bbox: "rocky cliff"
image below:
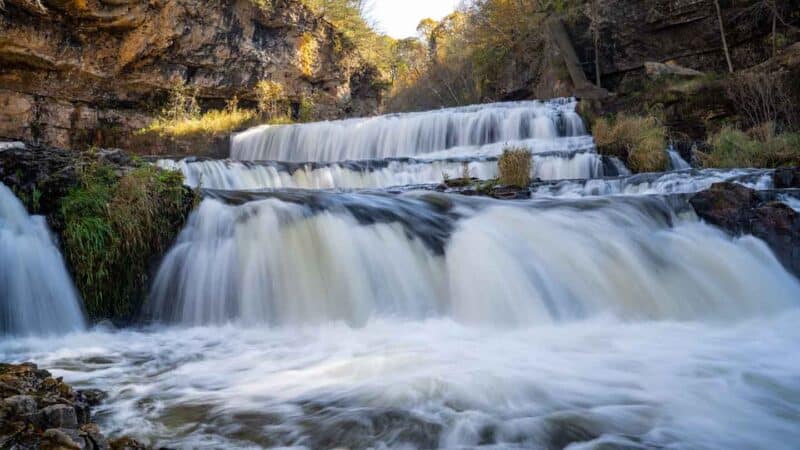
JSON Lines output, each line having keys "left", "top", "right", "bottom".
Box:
{"left": 583, "top": 0, "right": 790, "bottom": 89}
{"left": 530, "top": 0, "right": 798, "bottom": 99}
{"left": 0, "top": 0, "right": 382, "bottom": 154}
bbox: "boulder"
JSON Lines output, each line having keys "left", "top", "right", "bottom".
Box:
{"left": 38, "top": 404, "right": 79, "bottom": 429}
{"left": 773, "top": 167, "right": 800, "bottom": 189}
{"left": 644, "top": 62, "right": 704, "bottom": 79}
{"left": 690, "top": 183, "right": 800, "bottom": 277}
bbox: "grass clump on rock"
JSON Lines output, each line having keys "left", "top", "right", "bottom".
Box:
{"left": 60, "top": 162, "right": 193, "bottom": 321}
{"left": 700, "top": 125, "right": 800, "bottom": 168}
{"left": 498, "top": 147, "right": 532, "bottom": 187}
{"left": 593, "top": 115, "right": 668, "bottom": 173}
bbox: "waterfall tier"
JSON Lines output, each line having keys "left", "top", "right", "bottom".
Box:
{"left": 0, "top": 182, "right": 85, "bottom": 336}
{"left": 147, "top": 192, "right": 799, "bottom": 327}
{"left": 232, "top": 99, "right": 587, "bottom": 162}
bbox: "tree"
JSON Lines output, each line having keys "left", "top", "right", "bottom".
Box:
{"left": 713, "top": 0, "right": 734, "bottom": 73}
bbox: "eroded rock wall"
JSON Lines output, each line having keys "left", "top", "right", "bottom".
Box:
{"left": 574, "top": 0, "right": 796, "bottom": 90}
{"left": 0, "top": 0, "right": 382, "bottom": 154}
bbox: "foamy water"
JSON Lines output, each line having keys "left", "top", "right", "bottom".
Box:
{"left": 3, "top": 313, "right": 799, "bottom": 449}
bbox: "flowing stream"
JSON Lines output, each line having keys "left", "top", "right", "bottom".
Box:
{"left": 3, "top": 99, "right": 800, "bottom": 449}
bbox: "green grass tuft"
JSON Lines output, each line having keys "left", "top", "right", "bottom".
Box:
{"left": 700, "top": 126, "right": 800, "bottom": 169}
{"left": 60, "top": 162, "right": 193, "bottom": 321}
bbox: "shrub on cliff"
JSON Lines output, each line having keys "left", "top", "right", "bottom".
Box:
{"left": 60, "top": 162, "right": 194, "bottom": 322}
{"left": 498, "top": 148, "right": 532, "bottom": 187}
{"left": 593, "top": 115, "right": 668, "bottom": 173}
{"left": 700, "top": 126, "right": 800, "bottom": 168}
{"left": 143, "top": 93, "right": 257, "bottom": 138}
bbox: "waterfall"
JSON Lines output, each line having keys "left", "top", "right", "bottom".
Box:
{"left": 147, "top": 192, "right": 798, "bottom": 327}
{"left": 6, "top": 96, "right": 800, "bottom": 450}
{"left": 668, "top": 148, "right": 692, "bottom": 170}
{"left": 0, "top": 183, "right": 85, "bottom": 336}
{"left": 159, "top": 151, "right": 605, "bottom": 190}
{"left": 231, "top": 99, "right": 587, "bottom": 162}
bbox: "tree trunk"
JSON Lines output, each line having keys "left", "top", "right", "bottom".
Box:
{"left": 593, "top": 0, "right": 602, "bottom": 87}
{"left": 772, "top": 11, "right": 777, "bottom": 57}
{"left": 714, "top": 0, "right": 734, "bottom": 73}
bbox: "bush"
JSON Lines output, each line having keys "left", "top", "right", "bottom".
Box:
{"left": 256, "top": 80, "right": 288, "bottom": 119}
{"left": 60, "top": 163, "right": 193, "bottom": 321}
{"left": 725, "top": 72, "right": 795, "bottom": 132}
{"left": 297, "top": 33, "right": 319, "bottom": 78}
{"left": 498, "top": 148, "right": 532, "bottom": 187}
{"left": 593, "top": 115, "right": 668, "bottom": 173}
{"left": 142, "top": 85, "right": 257, "bottom": 138}
{"left": 701, "top": 126, "right": 800, "bottom": 168}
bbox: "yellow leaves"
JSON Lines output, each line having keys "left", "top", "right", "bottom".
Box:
{"left": 297, "top": 33, "right": 319, "bottom": 78}
{"left": 255, "top": 80, "right": 288, "bottom": 118}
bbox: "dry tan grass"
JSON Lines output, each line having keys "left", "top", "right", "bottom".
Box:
{"left": 593, "top": 115, "right": 668, "bottom": 173}
{"left": 498, "top": 147, "right": 532, "bottom": 187}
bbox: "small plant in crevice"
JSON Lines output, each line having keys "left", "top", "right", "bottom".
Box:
{"left": 498, "top": 147, "right": 532, "bottom": 188}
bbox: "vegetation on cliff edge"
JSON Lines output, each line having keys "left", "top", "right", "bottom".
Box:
{"left": 60, "top": 161, "right": 194, "bottom": 321}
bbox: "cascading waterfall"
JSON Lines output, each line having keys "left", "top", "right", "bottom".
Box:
{"left": 147, "top": 192, "right": 799, "bottom": 327}
{"left": 5, "top": 97, "right": 800, "bottom": 450}
{"left": 668, "top": 147, "right": 692, "bottom": 170}
{"left": 158, "top": 151, "right": 604, "bottom": 190}
{"left": 231, "top": 99, "right": 587, "bottom": 162}
{"left": 0, "top": 182, "right": 85, "bottom": 336}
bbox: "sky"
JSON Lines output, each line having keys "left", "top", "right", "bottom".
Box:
{"left": 368, "top": 0, "right": 459, "bottom": 39}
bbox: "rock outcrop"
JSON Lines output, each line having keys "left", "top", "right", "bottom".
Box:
{"left": 0, "top": 0, "right": 382, "bottom": 154}
{"left": 0, "top": 362, "right": 143, "bottom": 450}
{"left": 690, "top": 181, "right": 800, "bottom": 278}
{"left": 573, "top": 0, "right": 795, "bottom": 91}
{"left": 0, "top": 142, "right": 195, "bottom": 323}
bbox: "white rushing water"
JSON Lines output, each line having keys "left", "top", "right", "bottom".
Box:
{"left": 0, "top": 182, "right": 85, "bottom": 336}
{"left": 667, "top": 148, "right": 691, "bottom": 170}
{"left": 4, "top": 97, "right": 800, "bottom": 450}
{"left": 2, "top": 313, "right": 800, "bottom": 450}
{"left": 147, "top": 193, "right": 797, "bottom": 326}
{"left": 231, "top": 99, "right": 586, "bottom": 162}
{"left": 532, "top": 169, "right": 774, "bottom": 198}
{"left": 158, "top": 152, "right": 604, "bottom": 190}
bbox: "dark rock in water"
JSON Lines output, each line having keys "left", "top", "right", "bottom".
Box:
{"left": 774, "top": 167, "right": 800, "bottom": 189}
{"left": 0, "top": 363, "right": 139, "bottom": 450}
{"left": 690, "top": 183, "right": 800, "bottom": 277}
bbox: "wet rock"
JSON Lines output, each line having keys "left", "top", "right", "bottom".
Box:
{"left": 774, "top": 167, "right": 800, "bottom": 189}
{"left": 690, "top": 183, "right": 800, "bottom": 277}
{"left": 43, "top": 428, "right": 84, "bottom": 450}
{"left": 2, "top": 394, "right": 38, "bottom": 416}
{"left": 38, "top": 404, "right": 79, "bottom": 429}
{"left": 0, "top": 363, "right": 131, "bottom": 450}
{"left": 96, "top": 149, "right": 133, "bottom": 167}
{"left": 109, "top": 437, "right": 147, "bottom": 450}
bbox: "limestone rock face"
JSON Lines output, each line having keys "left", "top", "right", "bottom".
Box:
{"left": 0, "top": 0, "right": 382, "bottom": 153}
